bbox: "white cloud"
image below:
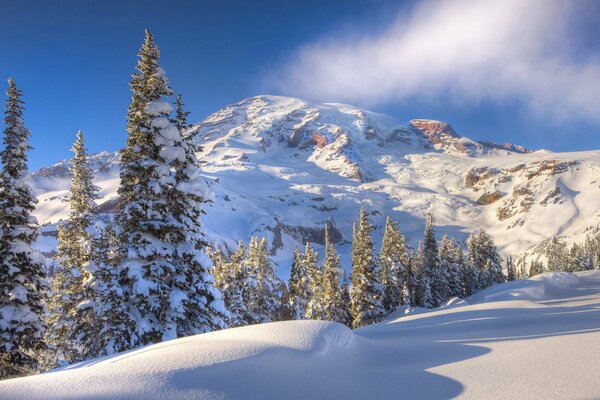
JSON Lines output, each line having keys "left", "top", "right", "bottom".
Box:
{"left": 269, "top": 0, "right": 600, "bottom": 123}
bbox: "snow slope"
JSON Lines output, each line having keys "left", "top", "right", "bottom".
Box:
{"left": 29, "top": 95, "right": 600, "bottom": 276}
{"left": 2, "top": 271, "right": 599, "bottom": 399}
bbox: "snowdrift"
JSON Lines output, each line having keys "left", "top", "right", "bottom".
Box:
{"left": 2, "top": 271, "right": 600, "bottom": 399}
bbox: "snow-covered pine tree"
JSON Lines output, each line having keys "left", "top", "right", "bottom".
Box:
{"left": 506, "top": 255, "right": 516, "bottom": 281}
{"left": 340, "top": 271, "right": 352, "bottom": 326}
{"left": 515, "top": 256, "right": 527, "bottom": 280}
{"left": 214, "top": 241, "right": 253, "bottom": 327}
{"left": 439, "top": 235, "right": 462, "bottom": 299}
{"left": 545, "top": 236, "right": 569, "bottom": 272}
{"left": 418, "top": 213, "right": 441, "bottom": 308}
{"left": 117, "top": 30, "right": 224, "bottom": 347}
{"left": 167, "top": 90, "right": 227, "bottom": 337}
{"left": 350, "top": 208, "right": 385, "bottom": 328}
{"left": 288, "top": 246, "right": 311, "bottom": 319}
{"left": 321, "top": 226, "right": 350, "bottom": 325}
{"left": 0, "top": 78, "right": 48, "bottom": 378}
{"left": 173, "top": 94, "right": 191, "bottom": 133}
{"left": 568, "top": 243, "right": 586, "bottom": 272}
{"left": 455, "top": 243, "right": 476, "bottom": 296}
{"left": 404, "top": 250, "right": 420, "bottom": 306}
{"left": 529, "top": 259, "right": 544, "bottom": 277}
{"left": 466, "top": 230, "right": 504, "bottom": 289}
{"left": 245, "top": 236, "right": 281, "bottom": 323}
{"left": 75, "top": 221, "right": 131, "bottom": 358}
{"left": 46, "top": 130, "right": 99, "bottom": 366}
{"left": 379, "top": 216, "right": 408, "bottom": 314}
{"left": 304, "top": 242, "right": 326, "bottom": 320}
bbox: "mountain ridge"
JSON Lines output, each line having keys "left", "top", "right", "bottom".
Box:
{"left": 30, "top": 95, "right": 600, "bottom": 277}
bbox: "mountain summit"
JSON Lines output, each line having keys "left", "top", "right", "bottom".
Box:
{"left": 30, "top": 96, "right": 600, "bottom": 276}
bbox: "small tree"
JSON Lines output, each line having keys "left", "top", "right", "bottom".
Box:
{"left": 350, "top": 208, "right": 385, "bottom": 328}
{"left": 288, "top": 245, "right": 311, "bottom": 319}
{"left": 46, "top": 130, "right": 99, "bottom": 366}
{"left": 245, "top": 236, "right": 281, "bottom": 323}
{"left": 304, "top": 242, "right": 326, "bottom": 320}
{"left": 321, "top": 226, "right": 350, "bottom": 325}
{"left": 380, "top": 216, "right": 408, "bottom": 314}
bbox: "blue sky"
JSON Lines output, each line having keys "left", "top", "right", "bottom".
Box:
{"left": 1, "top": 0, "right": 600, "bottom": 170}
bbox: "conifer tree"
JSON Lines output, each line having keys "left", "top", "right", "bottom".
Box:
{"left": 288, "top": 246, "right": 311, "bottom": 319}
{"left": 168, "top": 91, "right": 227, "bottom": 337}
{"left": 0, "top": 78, "right": 48, "bottom": 378}
{"left": 466, "top": 230, "right": 504, "bottom": 289}
{"left": 214, "top": 241, "right": 252, "bottom": 327}
{"left": 46, "top": 130, "right": 98, "bottom": 365}
{"left": 116, "top": 30, "right": 224, "bottom": 347}
{"left": 418, "top": 213, "right": 440, "bottom": 308}
{"left": 350, "top": 208, "right": 385, "bottom": 328}
{"left": 529, "top": 259, "right": 544, "bottom": 277}
{"left": 546, "top": 236, "right": 569, "bottom": 272}
{"left": 321, "top": 226, "right": 350, "bottom": 325}
{"left": 506, "top": 255, "right": 516, "bottom": 281}
{"left": 404, "top": 250, "right": 420, "bottom": 306}
{"left": 75, "top": 222, "right": 131, "bottom": 358}
{"left": 568, "top": 243, "right": 586, "bottom": 272}
{"left": 439, "top": 235, "right": 462, "bottom": 299}
{"left": 245, "top": 236, "right": 281, "bottom": 323}
{"left": 379, "top": 216, "right": 408, "bottom": 313}
{"left": 173, "top": 94, "right": 191, "bottom": 133}
{"left": 304, "top": 242, "right": 326, "bottom": 320}
{"left": 456, "top": 243, "right": 478, "bottom": 296}
{"left": 515, "top": 256, "right": 527, "bottom": 280}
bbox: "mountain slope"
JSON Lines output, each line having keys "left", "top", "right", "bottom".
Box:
{"left": 30, "top": 95, "right": 600, "bottom": 276}
{"left": 1, "top": 271, "right": 599, "bottom": 399}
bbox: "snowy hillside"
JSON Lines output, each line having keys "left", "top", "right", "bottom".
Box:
{"left": 30, "top": 95, "right": 600, "bottom": 276}
{"left": 2, "top": 270, "right": 599, "bottom": 399}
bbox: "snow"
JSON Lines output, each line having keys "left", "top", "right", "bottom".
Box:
{"left": 28, "top": 95, "right": 600, "bottom": 280}
{"left": 2, "top": 271, "right": 600, "bottom": 399}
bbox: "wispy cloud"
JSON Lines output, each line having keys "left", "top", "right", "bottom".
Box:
{"left": 268, "top": 0, "right": 600, "bottom": 123}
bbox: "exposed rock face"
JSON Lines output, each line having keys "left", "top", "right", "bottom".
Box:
{"left": 267, "top": 220, "right": 344, "bottom": 253}
{"left": 477, "top": 191, "right": 505, "bottom": 205}
{"left": 410, "top": 119, "right": 458, "bottom": 138}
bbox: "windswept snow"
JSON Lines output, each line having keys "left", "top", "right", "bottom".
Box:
{"left": 2, "top": 271, "right": 600, "bottom": 399}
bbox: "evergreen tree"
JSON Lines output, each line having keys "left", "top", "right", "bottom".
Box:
{"left": 46, "top": 130, "right": 99, "bottom": 366}
{"left": 75, "top": 222, "right": 131, "bottom": 358}
{"left": 515, "top": 255, "right": 527, "bottom": 280}
{"left": 379, "top": 216, "right": 407, "bottom": 313}
{"left": 173, "top": 94, "right": 191, "bottom": 133}
{"left": 506, "top": 255, "right": 516, "bottom": 281}
{"left": 404, "top": 250, "right": 420, "bottom": 306}
{"left": 215, "top": 241, "right": 253, "bottom": 327}
{"left": 529, "top": 259, "right": 544, "bottom": 277}
{"left": 168, "top": 91, "right": 227, "bottom": 337}
{"left": 288, "top": 246, "right": 311, "bottom": 319}
{"left": 350, "top": 208, "right": 385, "bottom": 328}
{"left": 456, "top": 243, "right": 478, "bottom": 296}
{"left": 116, "top": 30, "right": 224, "bottom": 347}
{"left": 0, "top": 78, "right": 48, "bottom": 378}
{"left": 467, "top": 230, "right": 504, "bottom": 289}
{"left": 418, "top": 213, "right": 441, "bottom": 308}
{"left": 245, "top": 236, "right": 281, "bottom": 323}
{"left": 546, "top": 236, "right": 569, "bottom": 272}
{"left": 321, "top": 226, "right": 349, "bottom": 325}
{"left": 439, "top": 235, "right": 462, "bottom": 299}
{"left": 304, "top": 242, "right": 326, "bottom": 320}
{"left": 568, "top": 243, "right": 586, "bottom": 272}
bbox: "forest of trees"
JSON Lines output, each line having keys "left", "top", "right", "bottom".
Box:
{"left": 1, "top": 30, "right": 599, "bottom": 380}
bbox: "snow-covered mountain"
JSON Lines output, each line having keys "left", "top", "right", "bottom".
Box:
{"left": 2, "top": 270, "right": 599, "bottom": 399}
{"left": 30, "top": 95, "right": 600, "bottom": 276}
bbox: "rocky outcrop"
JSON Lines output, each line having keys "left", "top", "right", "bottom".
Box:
{"left": 477, "top": 191, "right": 504, "bottom": 205}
